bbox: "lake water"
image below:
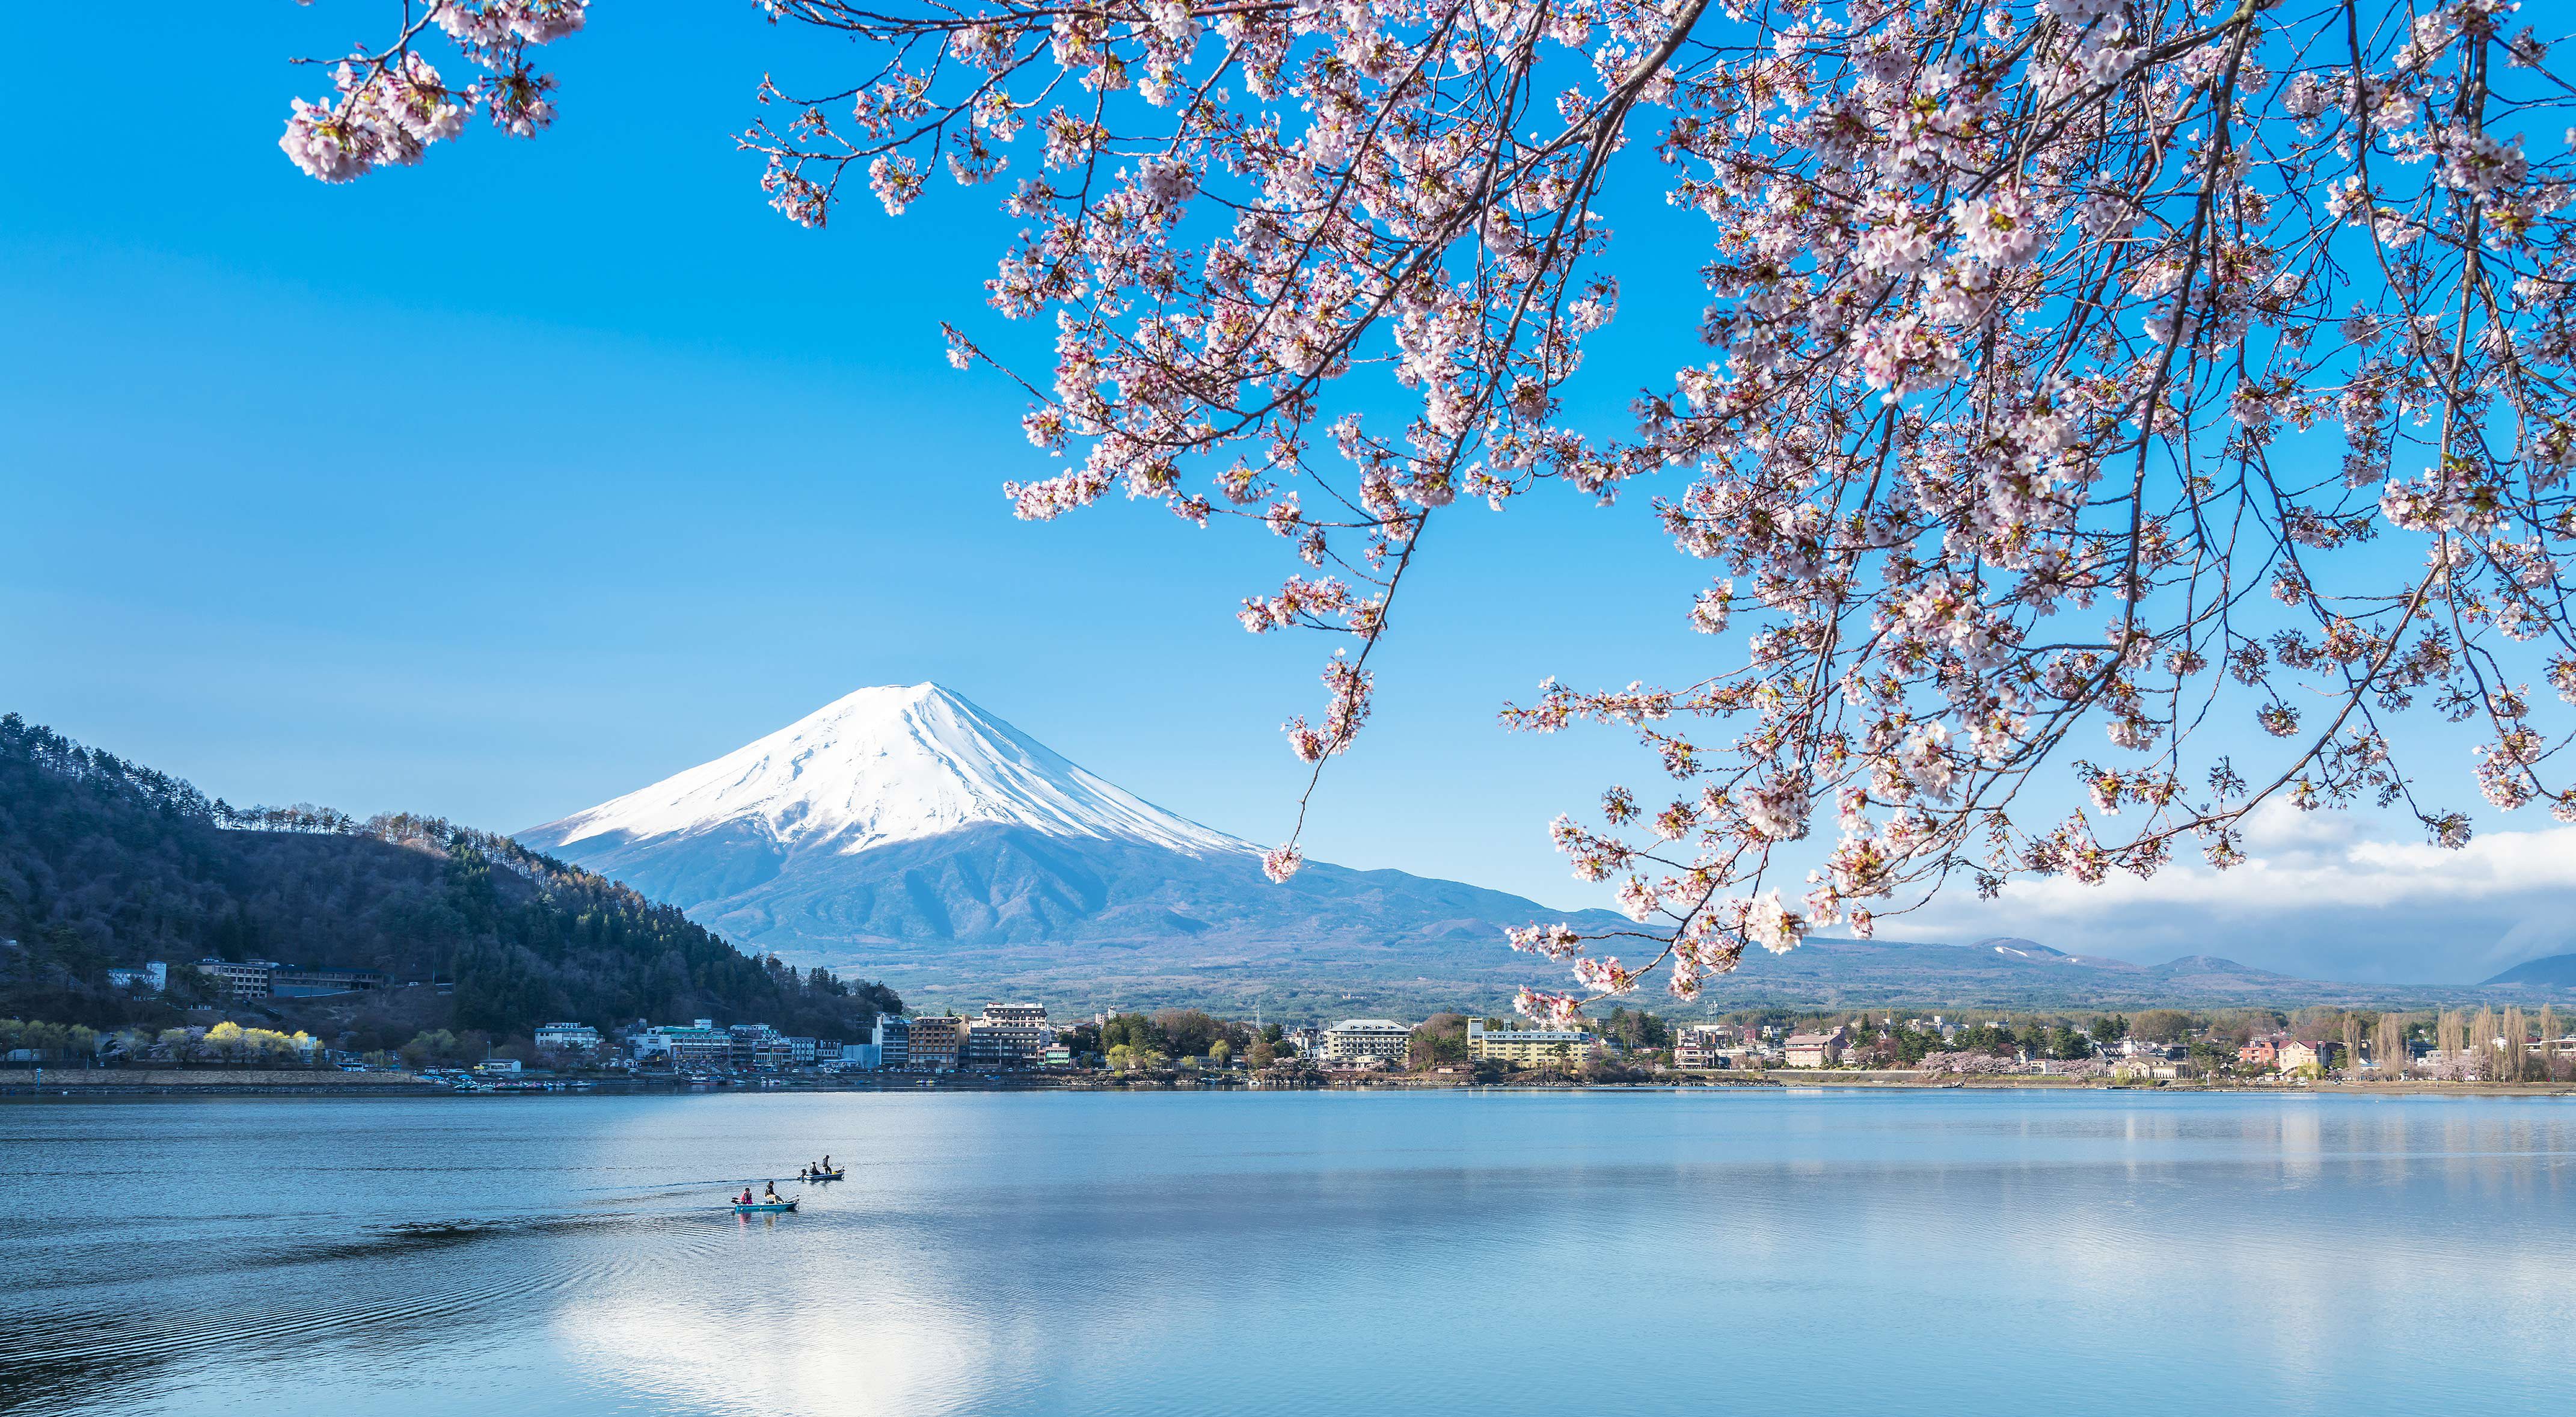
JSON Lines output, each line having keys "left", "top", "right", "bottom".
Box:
{"left": 1, "top": 1089, "right": 2569, "bottom": 1415}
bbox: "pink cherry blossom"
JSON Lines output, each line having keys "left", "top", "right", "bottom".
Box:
{"left": 278, "top": 1, "right": 583, "bottom": 179}
{"left": 285, "top": 0, "right": 2576, "bottom": 1012}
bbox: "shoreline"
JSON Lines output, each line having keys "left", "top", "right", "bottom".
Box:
{"left": 7, "top": 1069, "right": 2572, "bottom": 1100}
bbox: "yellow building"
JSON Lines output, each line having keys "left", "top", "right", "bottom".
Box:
{"left": 1465, "top": 1018, "right": 1598, "bottom": 1068}
{"left": 2276, "top": 1039, "right": 2338, "bottom": 1073}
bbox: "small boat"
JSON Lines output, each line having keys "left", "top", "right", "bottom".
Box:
{"left": 801, "top": 1168, "right": 846, "bottom": 1181}
{"left": 729, "top": 1199, "right": 799, "bottom": 1214}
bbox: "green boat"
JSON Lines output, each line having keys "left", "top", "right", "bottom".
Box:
{"left": 729, "top": 1199, "right": 798, "bottom": 1213}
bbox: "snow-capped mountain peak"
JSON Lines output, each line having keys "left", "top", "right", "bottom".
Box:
{"left": 521, "top": 683, "right": 1248, "bottom": 858}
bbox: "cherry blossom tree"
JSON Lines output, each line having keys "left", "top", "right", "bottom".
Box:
{"left": 278, "top": 0, "right": 2576, "bottom": 1025}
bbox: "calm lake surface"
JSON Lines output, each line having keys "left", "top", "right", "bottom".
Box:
{"left": 1, "top": 1089, "right": 2569, "bottom": 1415}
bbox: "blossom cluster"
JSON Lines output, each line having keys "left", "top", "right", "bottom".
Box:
{"left": 280, "top": 1, "right": 586, "bottom": 181}
{"left": 280, "top": 55, "right": 467, "bottom": 182}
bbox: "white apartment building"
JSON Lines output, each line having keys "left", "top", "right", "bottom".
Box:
{"left": 1323, "top": 1018, "right": 1411, "bottom": 1065}
{"left": 534, "top": 1022, "right": 601, "bottom": 1053}
{"left": 631, "top": 1021, "right": 732, "bottom": 1068}
{"left": 968, "top": 1003, "right": 1050, "bottom": 1069}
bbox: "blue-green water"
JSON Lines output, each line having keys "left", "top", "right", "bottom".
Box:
{"left": 1, "top": 1090, "right": 2568, "bottom": 1415}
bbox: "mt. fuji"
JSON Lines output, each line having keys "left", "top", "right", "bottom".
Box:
{"left": 525, "top": 684, "right": 1248, "bottom": 864}
{"left": 518, "top": 685, "right": 1628, "bottom": 1011}
{"left": 512, "top": 686, "right": 2398, "bottom": 1013}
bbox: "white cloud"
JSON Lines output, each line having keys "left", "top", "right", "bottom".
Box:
{"left": 1908, "top": 802, "right": 2576, "bottom": 985}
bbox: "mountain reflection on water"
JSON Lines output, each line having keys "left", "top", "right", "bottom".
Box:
{"left": 2, "top": 1090, "right": 2571, "bottom": 1416}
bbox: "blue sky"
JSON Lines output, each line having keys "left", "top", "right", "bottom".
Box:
{"left": 0, "top": 2, "right": 1702, "bottom": 901}
{"left": 6, "top": 2, "right": 2569, "bottom": 985}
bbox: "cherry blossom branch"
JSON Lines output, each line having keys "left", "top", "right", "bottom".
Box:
{"left": 278, "top": 0, "right": 2576, "bottom": 1024}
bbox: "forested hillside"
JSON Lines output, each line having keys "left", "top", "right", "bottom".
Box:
{"left": 0, "top": 714, "right": 900, "bottom": 1039}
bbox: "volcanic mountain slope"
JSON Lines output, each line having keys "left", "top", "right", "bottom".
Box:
{"left": 2484, "top": 952, "right": 2576, "bottom": 988}
{"left": 516, "top": 685, "right": 1636, "bottom": 1009}
{"left": 520, "top": 686, "right": 2500, "bottom": 1015}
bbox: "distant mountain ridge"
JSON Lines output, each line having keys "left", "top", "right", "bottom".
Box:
{"left": 2484, "top": 952, "right": 2576, "bottom": 988}
{"left": 1679, "top": 935, "right": 2440, "bottom": 1010}
{"left": 516, "top": 687, "right": 2553, "bottom": 1015}
{"left": 518, "top": 685, "right": 1638, "bottom": 1012}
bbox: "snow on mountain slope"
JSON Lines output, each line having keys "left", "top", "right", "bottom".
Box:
{"left": 520, "top": 684, "right": 1249, "bottom": 859}
{"left": 511, "top": 686, "right": 2379, "bottom": 1010}
{"left": 517, "top": 684, "right": 1643, "bottom": 1004}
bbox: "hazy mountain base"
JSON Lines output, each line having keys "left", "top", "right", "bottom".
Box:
{"left": 829, "top": 935, "right": 2548, "bottom": 1021}
{"left": 539, "top": 809, "right": 2545, "bottom": 1016}
{"left": 517, "top": 686, "right": 2571, "bottom": 1018}
{"left": 2484, "top": 951, "right": 2576, "bottom": 988}
{"left": 536, "top": 820, "right": 1636, "bottom": 1013}
{"left": 839, "top": 942, "right": 2555, "bottom": 1020}
{"left": 1661, "top": 935, "right": 2540, "bottom": 1012}
{"left": 701, "top": 902, "right": 2555, "bottom": 1020}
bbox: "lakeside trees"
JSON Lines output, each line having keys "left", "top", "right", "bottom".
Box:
{"left": 1091, "top": 1009, "right": 1262, "bottom": 1069}
{"left": 277, "top": 0, "right": 2576, "bottom": 1025}
{"left": 0, "top": 1018, "right": 321, "bottom": 1068}
{"left": 1408, "top": 1013, "right": 1470, "bottom": 1069}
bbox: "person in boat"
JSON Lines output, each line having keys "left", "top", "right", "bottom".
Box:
{"left": 821, "top": 1154, "right": 832, "bottom": 1174}
{"left": 762, "top": 1182, "right": 782, "bottom": 1203}
{"left": 736, "top": 1187, "right": 754, "bottom": 1206}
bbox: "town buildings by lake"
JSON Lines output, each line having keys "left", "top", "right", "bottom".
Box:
{"left": 15, "top": 959, "right": 2576, "bottom": 1093}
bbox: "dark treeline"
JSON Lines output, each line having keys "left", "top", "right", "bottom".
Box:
{"left": 0, "top": 713, "right": 898, "bottom": 1038}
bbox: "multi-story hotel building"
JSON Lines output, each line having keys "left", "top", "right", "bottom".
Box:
{"left": 632, "top": 1021, "right": 733, "bottom": 1068}
{"left": 1783, "top": 1029, "right": 1845, "bottom": 1068}
{"left": 1465, "top": 1018, "right": 1598, "bottom": 1068}
{"left": 727, "top": 1024, "right": 798, "bottom": 1071}
{"left": 872, "top": 1014, "right": 911, "bottom": 1071}
{"left": 197, "top": 958, "right": 278, "bottom": 1000}
{"left": 967, "top": 1003, "right": 1049, "bottom": 1070}
{"left": 194, "top": 959, "right": 389, "bottom": 1000}
{"left": 1323, "top": 1018, "right": 1411, "bottom": 1065}
{"left": 534, "top": 1022, "right": 601, "bottom": 1055}
{"left": 907, "top": 1015, "right": 966, "bottom": 1071}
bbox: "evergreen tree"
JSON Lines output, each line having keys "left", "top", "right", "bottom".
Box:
{"left": 0, "top": 713, "right": 901, "bottom": 1035}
